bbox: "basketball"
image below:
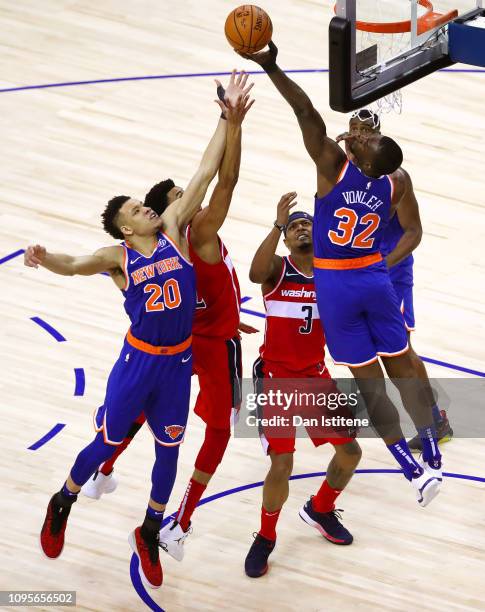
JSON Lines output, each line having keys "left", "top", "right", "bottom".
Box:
{"left": 224, "top": 5, "right": 273, "bottom": 54}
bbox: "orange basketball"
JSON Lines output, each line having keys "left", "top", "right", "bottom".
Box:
{"left": 224, "top": 5, "right": 273, "bottom": 54}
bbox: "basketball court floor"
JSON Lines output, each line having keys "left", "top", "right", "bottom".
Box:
{"left": 0, "top": 1, "right": 484, "bottom": 610}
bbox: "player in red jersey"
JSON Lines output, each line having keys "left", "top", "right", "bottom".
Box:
{"left": 244, "top": 193, "right": 362, "bottom": 578}
{"left": 81, "top": 71, "right": 256, "bottom": 560}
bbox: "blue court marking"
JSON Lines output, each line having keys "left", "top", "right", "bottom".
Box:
{"left": 130, "top": 555, "right": 165, "bottom": 612}
{"left": 27, "top": 423, "right": 66, "bottom": 450}
{"left": 0, "top": 248, "right": 25, "bottom": 265}
{"left": 74, "top": 368, "right": 86, "bottom": 396}
{"left": 0, "top": 67, "right": 484, "bottom": 94}
{"left": 130, "top": 468, "right": 484, "bottom": 611}
{"left": 30, "top": 316, "right": 67, "bottom": 342}
{"left": 420, "top": 356, "right": 485, "bottom": 378}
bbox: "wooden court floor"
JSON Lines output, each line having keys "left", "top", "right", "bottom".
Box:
{"left": 0, "top": 1, "right": 484, "bottom": 610}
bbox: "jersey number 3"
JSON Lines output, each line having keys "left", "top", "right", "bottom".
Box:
{"left": 299, "top": 305, "right": 313, "bottom": 335}
{"left": 144, "top": 279, "right": 182, "bottom": 312}
{"left": 328, "top": 207, "right": 380, "bottom": 249}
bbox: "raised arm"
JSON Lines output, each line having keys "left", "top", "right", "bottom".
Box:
{"left": 190, "top": 82, "right": 254, "bottom": 252}
{"left": 24, "top": 244, "right": 123, "bottom": 276}
{"left": 162, "top": 70, "right": 253, "bottom": 236}
{"left": 386, "top": 169, "right": 423, "bottom": 268}
{"left": 249, "top": 192, "right": 297, "bottom": 287}
{"left": 240, "top": 42, "right": 346, "bottom": 187}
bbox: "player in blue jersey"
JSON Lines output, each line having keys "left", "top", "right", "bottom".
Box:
{"left": 241, "top": 43, "right": 442, "bottom": 507}
{"left": 23, "top": 77, "right": 253, "bottom": 589}
{"left": 338, "top": 109, "right": 453, "bottom": 451}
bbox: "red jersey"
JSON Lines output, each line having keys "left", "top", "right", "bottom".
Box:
{"left": 187, "top": 227, "right": 241, "bottom": 339}
{"left": 259, "top": 256, "right": 326, "bottom": 372}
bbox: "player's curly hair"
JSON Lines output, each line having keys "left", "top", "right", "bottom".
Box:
{"left": 101, "top": 195, "right": 130, "bottom": 240}
{"left": 144, "top": 179, "right": 175, "bottom": 215}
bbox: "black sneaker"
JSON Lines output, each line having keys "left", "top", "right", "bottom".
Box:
{"left": 299, "top": 499, "right": 353, "bottom": 545}
{"left": 408, "top": 411, "right": 454, "bottom": 452}
{"left": 244, "top": 533, "right": 276, "bottom": 578}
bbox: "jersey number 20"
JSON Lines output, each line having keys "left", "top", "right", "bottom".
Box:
{"left": 144, "top": 279, "right": 181, "bottom": 312}
{"left": 328, "top": 207, "right": 380, "bottom": 249}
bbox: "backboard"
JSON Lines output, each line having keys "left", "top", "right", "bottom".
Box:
{"left": 329, "top": 1, "right": 484, "bottom": 112}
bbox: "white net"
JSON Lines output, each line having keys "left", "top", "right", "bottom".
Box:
{"left": 355, "top": 0, "right": 432, "bottom": 115}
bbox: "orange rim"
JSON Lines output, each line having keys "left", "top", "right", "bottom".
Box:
{"left": 333, "top": 1, "right": 456, "bottom": 35}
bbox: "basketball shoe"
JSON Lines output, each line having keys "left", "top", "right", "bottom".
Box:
{"left": 419, "top": 456, "right": 443, "bottom": 482}
{"left": 408, "top": 411, "right": 453, "bottom": 452}
{"left": 299, "top": 499, "right": 353, "bottom": 545}
{"left": 159, "top": 520, "right": 192, "bottom": 562}
{"left": 411, "top": 469, "right": 440, "bottom": 507}
{"left": 244, "top": 533, "right": 276, "bottom": 578}
{"left": 128, "top": 527, "right": 163, "bottom": 589}
{"left": 81, "top": 470, "right": 118, "bottom": 500}
{"left": 40, "top": 494, "right": 72, "bottom": 559}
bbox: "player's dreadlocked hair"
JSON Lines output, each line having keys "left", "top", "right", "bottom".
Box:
{"left": 144, "top": 179, "right": 175, "bottom": 215}
{"left": 101, "top": 195, "right": 130, "bottom": 240}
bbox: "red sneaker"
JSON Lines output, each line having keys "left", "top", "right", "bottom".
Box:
{"left": 129, "top": 527, "right": 163, "bottom": 589}
{"left": 40, "top": 494, "right": 71, "bottom": 559}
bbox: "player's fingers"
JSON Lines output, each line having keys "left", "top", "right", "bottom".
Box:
{"left": 214, "top": 79, "right": 222, "bottom": 88}
{"left": 215, "top": 99, "right": 227, "bottom": 114}
{"left": 243, "top": 81, "right": 254, "bottom": 95}
{"left": 239, "top": 71, "right": 248, "bottom": 88}
{"left": 242, "top": 99, "right": 255, "bottom": 116}
{"left": 235, "top": 49, "right": 251, "bottom": 59}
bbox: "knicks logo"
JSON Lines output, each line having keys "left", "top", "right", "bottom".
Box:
{"left": 164, "top": 424, "right": 185, "bottom": 440}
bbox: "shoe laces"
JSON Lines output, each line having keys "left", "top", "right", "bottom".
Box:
{"left": 140, "top": 531, "right": 160, "bottom": 565}
{"left": 252, "top": 532, "right": 274, "bottom": 548}
{"left": 324, "top": 509, "right": 344, "bottom": 526}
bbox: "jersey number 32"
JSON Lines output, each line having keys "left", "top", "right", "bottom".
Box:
{"left": 328, "top": 207, "right": 381, "bottom": 249}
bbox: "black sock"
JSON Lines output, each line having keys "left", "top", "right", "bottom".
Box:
{"left": 140, "top": 514, "right": 162, "bottom": 541}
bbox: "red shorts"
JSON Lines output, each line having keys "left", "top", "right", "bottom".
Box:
{"left": 253, "top": 358, "right": 355, "bottom": 455}
{"left": 192, "top": 334, "right": 242, "bottom": 429}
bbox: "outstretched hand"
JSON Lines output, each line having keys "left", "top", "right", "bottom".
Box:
{"left": 236, "top": 40, "right": 278, "bottom": 68}
{"left": 218, "top": 69, "right": 254, "bottom": 106}
{"left": 215, "top": 70, "right": 255, "bottom": 123}
{"left": 276, "top": 192, "right": 298, "bottom": 227}
{"left": 24, "top": 245, "right": 46, "bottom": 268}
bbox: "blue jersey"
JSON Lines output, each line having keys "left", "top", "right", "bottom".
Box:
{"left": 314, "top": 160, "right": 393, "bottom": 263}
{"left": 380, "top": 212, "right": 414, "bottom": 285}
{"left": 121, "top": 232, "right": 196, "bottom": 346}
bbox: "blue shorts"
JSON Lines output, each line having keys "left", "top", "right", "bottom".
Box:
{"left": 93, "top": 338, "right": 192, "bottom": 446}
{"left": 392, "top": 281, "right": 415, "bottom": 331}
{"left": 314, "top": 263, "right": 408, "bottom": 367}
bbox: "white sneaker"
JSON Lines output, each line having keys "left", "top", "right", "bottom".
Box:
{"left": 411, "top": 469, "right": 440, "bottom": 507}
{"left": 419, "top": 456, "right": 443, "bottom": 482}
{"left": 81, "top": 471, "right": 118, "bottom": 500}
{"left": 159, "top": 520, "right": 192, "bottom": 562}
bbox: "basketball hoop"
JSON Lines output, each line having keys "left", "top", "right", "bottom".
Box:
{"left": 336, "top": 0, "right": 459, "bottom": 116}
{"left": 356, "top": 0, "right": 458, "bottom": 35}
